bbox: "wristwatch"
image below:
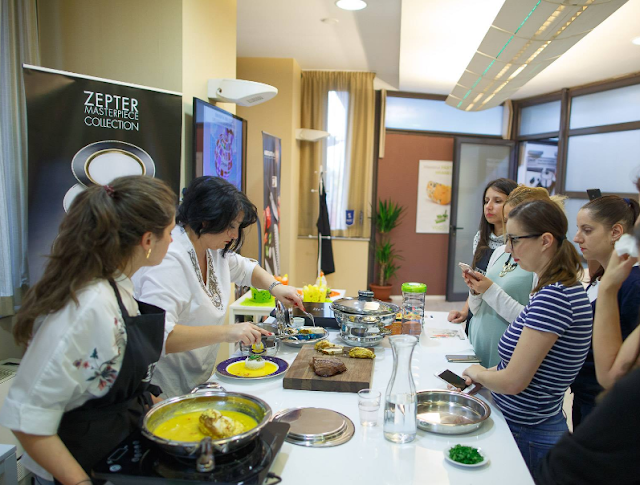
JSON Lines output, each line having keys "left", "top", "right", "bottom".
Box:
{"left": 268, "top": 281, "right": 282, "bottom": 294}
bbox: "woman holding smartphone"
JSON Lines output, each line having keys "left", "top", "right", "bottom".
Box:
{"left": 570, "top": 195, "right": 640, "bottom": 427}
{"left": 462, "top": 186, "right": 555, "bottom": 367}
{"left": 461, "top": 199, "right": 592, "bottom": 476}
{"left": 448, "top": 178, "right": 517, "bottom": 332}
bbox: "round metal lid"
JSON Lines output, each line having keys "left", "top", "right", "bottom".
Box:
{"left": 332, "top": 290, "right": 399, "bottom": 316}
{"left": 272, "top": 408, "right": 355, "bottom": 447}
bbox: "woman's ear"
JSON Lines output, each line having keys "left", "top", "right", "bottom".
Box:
{"left": 541, "top": 232, "right": 554, "bottom": 249}
{"left": 140, "top": 231, "right": 154, "bottom": 251}
{"left": 611, "top": 223, "right": 624, "bottom": 243}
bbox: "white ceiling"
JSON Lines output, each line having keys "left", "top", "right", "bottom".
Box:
{"left": 238, "top": 0, "right": 640, "bottom": 103}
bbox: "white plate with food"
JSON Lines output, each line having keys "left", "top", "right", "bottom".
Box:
{"left": 281, "top": 327, "right": 329, "bottom": 348}
{"left": 444, "top": 445, "right": 489, "bottom": 468}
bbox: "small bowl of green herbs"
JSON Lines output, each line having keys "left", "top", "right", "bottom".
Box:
{"left": 444, "top": 444, "right": 488, "bottom": 468}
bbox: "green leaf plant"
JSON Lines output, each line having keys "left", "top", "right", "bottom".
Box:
{"left": 372, "top": 199, "right": 404, "bottom": 286}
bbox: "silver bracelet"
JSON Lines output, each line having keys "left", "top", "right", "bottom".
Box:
{"left": 268, "top": 281, "right": 282, "bottom": 294}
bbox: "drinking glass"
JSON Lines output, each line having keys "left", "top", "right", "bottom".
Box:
{"left": 358, "top": 389, "right": 381, "bottom": 426}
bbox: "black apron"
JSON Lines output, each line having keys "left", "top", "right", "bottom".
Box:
{"left": 56, "top": 279, "right": 165, "bottom": 482}
{"left": 465, "top": 247, "right": 494, "bottom": 336}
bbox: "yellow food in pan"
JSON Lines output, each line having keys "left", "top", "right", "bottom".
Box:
{"left": 153, "top": 410, "right": 257, "bottom": 442}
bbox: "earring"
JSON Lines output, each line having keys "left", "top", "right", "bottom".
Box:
{"left": 146, "top": 248, "right": 152, "bottom": 259}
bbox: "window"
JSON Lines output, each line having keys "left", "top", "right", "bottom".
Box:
{"left": 565, "top": 130, "right": 640, "bottom": 193}
{"left": 324, "top": 91, "right": 350, "bottom": 230}
{"left": 385, "top": 96, "right": 504, "bottom": 136}
{"left": 570, "top": 84, "right": 640, "bottom": 130}
{"left": 518, "top": 101, "right": 561, "bottom": 136}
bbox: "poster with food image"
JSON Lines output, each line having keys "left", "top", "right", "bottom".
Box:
{"left": 416, "top": 160, "right": 453, "bottom": 234}
{"left": 262, "top": 132, "right": 281, "bottom": 276}
{"left": 24, "top": 65, "right": 182, "bottom": 283}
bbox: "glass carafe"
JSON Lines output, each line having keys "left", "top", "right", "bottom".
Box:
{"left": 383, "top": 335, "right": 418, "bottom": 443}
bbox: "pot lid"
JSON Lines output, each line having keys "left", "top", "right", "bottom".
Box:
{"left": 332, "top": 290, "right": 399, "bottom": 316}
{"left": 272, "top": 408, "right": 354, "bottom": 447}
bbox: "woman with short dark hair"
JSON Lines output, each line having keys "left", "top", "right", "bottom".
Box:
{"left": 133, "top": 176, "right": 303, "bottom": 397}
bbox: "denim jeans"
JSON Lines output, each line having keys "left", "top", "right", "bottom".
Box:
{"left": 506, "top": 409, "right": 568, "bottom": 479}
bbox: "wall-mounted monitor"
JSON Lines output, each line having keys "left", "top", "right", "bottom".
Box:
{"left": 193, "top": 97, "right": 247, "bottom": 191}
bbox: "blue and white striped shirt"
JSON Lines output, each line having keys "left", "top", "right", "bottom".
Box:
{"left": 492, "top": 282, "right": 593, "bottom": 425}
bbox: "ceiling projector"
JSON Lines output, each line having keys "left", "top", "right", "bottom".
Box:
{"left": 207, "top": 79, "right": 278, "bottom": 107}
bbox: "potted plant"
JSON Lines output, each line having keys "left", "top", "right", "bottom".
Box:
{"left": 370, "top": 199, "right": 404, "bottom": 301}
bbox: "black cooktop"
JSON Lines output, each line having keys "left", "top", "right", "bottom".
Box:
{"left": 92, "top": 422, "right": 289, "bottom": 485}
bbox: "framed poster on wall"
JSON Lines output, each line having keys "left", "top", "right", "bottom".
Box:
{"left": 416, "top": 160, "right": 453, "bottom": 234}
{"left": 517, "top": 141, "right": 558, "bottom": 195}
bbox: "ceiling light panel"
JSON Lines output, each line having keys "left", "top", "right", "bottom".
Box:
{"left": 447, "top": 0, "right": 628, "bottom": 111}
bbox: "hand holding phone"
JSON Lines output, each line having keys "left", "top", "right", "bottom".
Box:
{"left": 435, "top": 369, "right": 472, "bottom": 392}
{"left": 458, "top": 262, "right": 480, "bottom": 281}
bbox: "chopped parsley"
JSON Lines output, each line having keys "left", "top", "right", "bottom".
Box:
{"left": 449, "top": 445, "right": 483, "bottom": 464}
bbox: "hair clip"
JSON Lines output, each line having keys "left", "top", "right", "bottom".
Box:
{"left": 104, "top": 185, "right": 115, "bottom": 198}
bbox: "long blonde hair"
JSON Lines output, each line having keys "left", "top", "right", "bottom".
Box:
{"left": 14, "top": 176, "right": 176, "bottom": 346}
{"left": 503, "top": 185, "right": 567, "bottom": 228}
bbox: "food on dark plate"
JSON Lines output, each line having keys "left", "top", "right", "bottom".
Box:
{"left": 448, "top": 444, "right": 484, "bottom": 464}
{"left": 310, "top": 357, "right": 347, "bottom": 377}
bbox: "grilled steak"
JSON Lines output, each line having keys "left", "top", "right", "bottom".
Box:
{"left": 311, "top": 357, "right": 347, "bottom": 377}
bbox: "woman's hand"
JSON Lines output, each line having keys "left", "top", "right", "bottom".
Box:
{"left": 464, "top": 272, "right": 493, "bottom": 295}
{"left": 271, "top": 284, "right": 305, "bottom": 310}
{"left": 448, "top": 309, "right": 468, "bottom": 323}
{"left": 462, "top": 364, "right": 486, "bottom": 386}
{"left": 600, "top": 250, "right": 637, "bottom": 293}
{"left": 226, "top": 322, "right": 272, "bottom": 345}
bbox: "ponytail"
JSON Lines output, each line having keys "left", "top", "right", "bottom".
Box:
{"left": 14, "top": 176, "right": 176, "bottom": 346}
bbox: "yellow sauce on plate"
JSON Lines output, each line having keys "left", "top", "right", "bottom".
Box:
{"left": 226, "top": 361, "right": 278, "bottom": 378}
{"left": 152, "top": 410, "right": 258, "bottom": 442}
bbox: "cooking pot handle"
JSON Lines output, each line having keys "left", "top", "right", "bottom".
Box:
{"left": 196, "top": 437, "right": 215, "bottom": 472}
{"left": 190, "top": 382, "right": 226, "bottom": 394}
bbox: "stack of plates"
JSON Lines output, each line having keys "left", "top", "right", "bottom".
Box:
{"left": 272, "top": 408, "right": 354, "bottom": 447}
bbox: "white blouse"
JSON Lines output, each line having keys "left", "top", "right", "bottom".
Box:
{"left": 132, "top": 226, "right": 258, "bottom": 398}
{"left": 0, "top": 274, "right": 137, "bottom": 479}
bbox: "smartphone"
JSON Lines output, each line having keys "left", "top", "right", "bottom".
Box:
{"left": 446, "top": 354, "right": 482, "bottom": 363}
{"left": 458, "top": 262, "right": 480, "bottom": 281}
{"left": 435, "top": 369, "right": 471, "bottom": 391}
{"left": 587, "top": 188, "right": 602, "bottom": 200}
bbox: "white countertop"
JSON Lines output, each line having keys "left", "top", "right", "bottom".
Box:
{"left": 212, "top": 311, "right": 535, "bottom": 485}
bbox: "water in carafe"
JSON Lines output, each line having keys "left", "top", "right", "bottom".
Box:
{"left": 383, "top": 335, "right": 418, "bottom": 443}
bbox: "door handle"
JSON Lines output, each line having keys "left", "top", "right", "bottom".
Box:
{"left": 450, "top": 226, "right": 464, "bottom": 231}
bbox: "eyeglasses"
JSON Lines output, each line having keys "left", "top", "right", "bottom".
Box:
{"left": 506, "top": 233, "right": 543, "bottom": 246}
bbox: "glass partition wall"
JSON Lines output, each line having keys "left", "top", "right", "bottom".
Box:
{"left": 513, "top": 74, "right": 640, "bottom": 257}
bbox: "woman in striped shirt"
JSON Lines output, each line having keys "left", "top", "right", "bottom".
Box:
{"left": 462, "top": 199, "right": 593, "bottom": 477}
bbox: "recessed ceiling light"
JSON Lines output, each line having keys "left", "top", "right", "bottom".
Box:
{"left": 632, "top": 36, "right": 640, "bottom": 46}
{"left": 321, "top": 17, "right": 340, "bottom": 24}
{"left": 336, "top": 0, "right": 367, "bottom": 11}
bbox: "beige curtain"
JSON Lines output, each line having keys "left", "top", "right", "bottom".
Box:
{"left": 378, "top": 89, "right": 386, "bottom": 158}
{"left": 0, "top": 0, "right": 40, "bottom": 316}
{"left": 299, "top": 71, "right": 375, "bottom": 239}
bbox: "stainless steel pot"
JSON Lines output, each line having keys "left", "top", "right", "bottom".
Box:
{"left": 141, "top": 383, "right": 272, "bottom": 470}
{"left": 331, "top": 290, "right": 399, "bottom": 346}
{"left": 416, "top": 390, "right": 491, "bottom": 434}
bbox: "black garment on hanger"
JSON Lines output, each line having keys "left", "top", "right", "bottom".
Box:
{"left": 317, "top": 176, "right": 335, "bottom": 275}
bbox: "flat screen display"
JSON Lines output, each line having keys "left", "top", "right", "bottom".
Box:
{"left": 193, "top": 97, "right": 246, "bottom": 191}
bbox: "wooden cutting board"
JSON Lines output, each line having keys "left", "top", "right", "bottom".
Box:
{"left": 282, "top": 345, "right": 375, "bottom": 393}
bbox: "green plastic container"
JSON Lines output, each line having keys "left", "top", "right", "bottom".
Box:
{"left": 250, "top": 287, "right": 272, "bottom": 303}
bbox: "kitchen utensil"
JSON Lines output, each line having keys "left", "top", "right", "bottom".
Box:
{"left": 416, "top": 390, "right": 491, "bottom": 434}
{"left": 271, "top": 407, "right": 355, "bottom": 447}
{"left": 141, "top": 384, "right": 272, "bottom": 459}
{"left": 331, "top": 290, "right": 399, "bottom": 346}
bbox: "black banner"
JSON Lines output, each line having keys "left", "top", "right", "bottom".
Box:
{"left": 24, "top": 65, "right": 182, "bottom": 282}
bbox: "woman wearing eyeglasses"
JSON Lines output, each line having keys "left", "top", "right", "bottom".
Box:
{"left": 461, "top": 199, "right": 592, "bottom": 477}
{"left": 570, "top": 195, "right": 640, "bottom": 428}
{"left": 463, "top": 186, "right": 556, "bottom": 367}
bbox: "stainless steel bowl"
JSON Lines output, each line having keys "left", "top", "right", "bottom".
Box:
{"left": 416, "top": 390, "right": 491, "bottom": 434}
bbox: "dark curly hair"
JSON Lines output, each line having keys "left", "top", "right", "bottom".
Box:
{"left": 176, "top": 176, "right": 258, "bottom": 255}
